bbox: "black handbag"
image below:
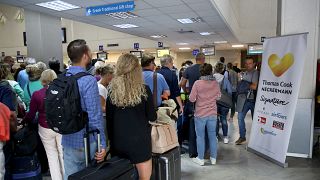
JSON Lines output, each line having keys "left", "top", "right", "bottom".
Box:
{"left": 13, "top": 124, "right": 38, "bottom": 156}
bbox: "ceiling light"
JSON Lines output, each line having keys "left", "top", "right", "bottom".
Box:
{"left": 177, "top": 17, "right": 203, "bottom": 24}
{"left": 179, "top": 47, "right": 191, "bottom": 50}
{"left": 113, "top": 24, "right": 138, "bottom": 29}
{"left": 36, "top": 0, "right": 80, "bottom": 11}
{"left": 176, "top": 43, "right": 189, "bottom": 45}
{"left": 214, "top": 41, "right": 228, "bottom": 44}
{"left": 232, "top": 44, "right": 244, "bottom": 48}
{"left": 150, "top": 35, "right": 167, "bottom": 38}
{"left": 106, "top": 12, "right": 138, "bottom": 19}
{"left": 200, "top": 32, "right": 212, "bottom": 36}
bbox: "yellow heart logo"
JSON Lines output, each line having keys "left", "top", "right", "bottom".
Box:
{"left": 268, "top": 53, "right": 294, "bottom": 77}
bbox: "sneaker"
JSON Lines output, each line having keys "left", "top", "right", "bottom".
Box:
{"left": 223, "top": 137, "right": 229, "bottom": 144}
{"left": 192, "top": 157, "right": 205, "bottom": 166}
{"left": 235, "top": 137, "right": 246, "bottom": 145}
{"left": 210, "top": 157, "right": 216, "bottom": 165}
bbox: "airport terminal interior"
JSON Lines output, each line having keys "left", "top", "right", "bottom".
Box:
{"left": 0, "top": 0, "right": 320, "bottom": 180}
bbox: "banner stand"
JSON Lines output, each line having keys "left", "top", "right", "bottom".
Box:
{"left": 247, "top": 147, "right": 288, "bottom": 168}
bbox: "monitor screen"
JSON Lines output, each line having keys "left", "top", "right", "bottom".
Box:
{"left": 247, "top": 44, "right": 263, "bottom": 54}
{"left": 200, "top": 46, "right": 215, "bottom": 56}
{"left": 16, "top": 56, "right": 24, "bottom": 63}
{"left": 130, "top": 51, "right": 142, "bottom": 58}
{"left": 97, "top": 52, "right": 107, "bottom": 60}
{"left": 157, "top": 49, "right": 170, "bottom": 58}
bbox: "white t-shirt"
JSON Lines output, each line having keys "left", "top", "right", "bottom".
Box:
{"left": 97, "top": 82, "right": 108, "bottom": 100}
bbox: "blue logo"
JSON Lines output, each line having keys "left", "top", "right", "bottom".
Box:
{"left": 134, "top": 43, "right": 139, "bottom": 49}
{"left": 271, "top": 112, "right": 287, "bottom": 120}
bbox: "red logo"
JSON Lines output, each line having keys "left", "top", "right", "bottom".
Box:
{"left": 258, "top": 116, "right": 267, "bottom": 124}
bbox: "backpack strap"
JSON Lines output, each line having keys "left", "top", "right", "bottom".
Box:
{"left": 27, "top": 83, "right": 32, "bottom": 98}
{"left": 73, "top": 72, "right": 91, "bottom": 79}
{"left": 153, "top": 72, "right": 158, "bottom": 108}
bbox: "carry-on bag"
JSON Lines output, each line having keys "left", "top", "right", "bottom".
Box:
{"left": 68, "top": 128, "right": 137, "bottom": 180}
{"left": 11, "top": 153, "right": 42, "bottom": 180}
{"left": 151, "top": 147, "right": 181, "bottom": 180}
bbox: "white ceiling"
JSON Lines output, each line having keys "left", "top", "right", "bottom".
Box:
{"left": 0, "top": 0, "right": 241, "bottom": 51}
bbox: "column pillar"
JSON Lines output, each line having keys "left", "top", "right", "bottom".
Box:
{"left": 25, "top": 10, "right": 63, "bottom": 67}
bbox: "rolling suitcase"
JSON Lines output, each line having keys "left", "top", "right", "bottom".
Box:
{"left": 11, "top": 153, "right": 42, "bottom": 180}
{"left": 152, "top": 147, "right": 181, "bottom": 180}
{"left": 68, "top": 129, "right": 137, "bottom": 180}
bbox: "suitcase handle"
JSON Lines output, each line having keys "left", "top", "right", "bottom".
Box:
{"left": 84, "top": 129, "right": 101, "bottom": 167}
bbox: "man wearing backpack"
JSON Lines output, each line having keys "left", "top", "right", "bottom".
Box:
{"left": 62, "top": 39, "right": 106, "bottom": 179}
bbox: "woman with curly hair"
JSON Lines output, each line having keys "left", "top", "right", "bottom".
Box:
{"left": 106, "top": 53, "right": 156, "bottom": 180}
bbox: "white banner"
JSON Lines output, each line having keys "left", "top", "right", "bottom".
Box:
{"left": 248, "top": 33, "right": 307, "bottom": 165}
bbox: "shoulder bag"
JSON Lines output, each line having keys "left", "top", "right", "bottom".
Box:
{"left": 150, "top": 72, "right": 179, "bottom": 154}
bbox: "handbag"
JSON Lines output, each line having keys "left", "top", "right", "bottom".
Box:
{"left": 150, "top": 121, "right": 179, "bottom": 154}
{"left": 0, "top": 103, "right": 10, "bottom": 141}
{"left": 216, "top": 77, "right": 233, "bottom": 108}
{"left": 150, "top": 73, "right": 179, "bottom": 154}
{"left": 13, "top": 124, "right": 38, "bottom": 156}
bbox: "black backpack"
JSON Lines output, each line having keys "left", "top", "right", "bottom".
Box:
{"left": 45, "top": 72, "right": 90, "bottom": 134}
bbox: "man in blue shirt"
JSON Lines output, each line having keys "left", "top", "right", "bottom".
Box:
{"left": 63, "top": 39, "right": 106, "bottom": 180}
{"left": 17, "top": 57, "right": 36, "bottom": 89}
{"left": 141, "top": 54, "right": 170, "bottom": 107}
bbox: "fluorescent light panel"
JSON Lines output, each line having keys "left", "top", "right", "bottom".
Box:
{"left": 214, "top": 41, "right": 228, "bottom": 44}
{"left": 113, "top": 24, "right": 138, "bottom": 29}
{"left": 177, "top": 17, "right": 203, "bottom": 24}
{"left": 36, "top": 0, "right": 80, "bottom": 11}
{"left": 106, "top": 12, "right": 138, "bottom": 19}
{"left": 150, "top": 35, "right": 167, "bottom": 38}
{"left": 176, "top": 43, "right": 189, "bottom": 45}
{"left": 200, "top": 32, "right": 212, "bottom": 36}
{"left": 232, "top": 44, "right": 244, "bottom": 48}
{"left": 179, "top": 47, "right": 191, "bottom": 50}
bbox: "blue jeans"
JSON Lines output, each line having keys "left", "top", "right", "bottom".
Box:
{"left": 238, "top": 101, "right": 255, "bottom": 138}
{"left": 231, "top": 92, "right": 237, "bottom": 118}
{"left": 217, "top": 105, "right": 229, "bottom": 137}
{"left": 63, "top": 142, "right": 97, "bottom": 180}
{"left": 194, "top": 116, "right": 217, "bottom": 159}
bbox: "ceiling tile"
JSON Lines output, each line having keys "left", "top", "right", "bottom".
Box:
{"left": 134, "top": 0, "right": 152, "bottom": 10}
{"left": 159, "top": 4, "right": 191, "bottom": 14}
{"left": 0, "top": 0, "right": 29, "bottom": 7}
{"left": 134, "top": 9, "right": 163, "bottom": 17}
{"left": 188, "top": 2, "right": 214, "bottom": 11}
{"left": 168, "top": 12, "right": 198, "bottom": 19}
{"left": 143, "top": 0, "right": 184, "bottom": 8}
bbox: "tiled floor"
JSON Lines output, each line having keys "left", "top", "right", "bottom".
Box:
{"left": 181, "top": 113, "right": 320, "bottom": 180}
{"left": 43, "top": 113, "right": 320, "bottom": 180}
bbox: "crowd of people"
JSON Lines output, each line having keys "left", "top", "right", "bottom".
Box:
{"left": 0, "top": 39, "right": 259, "bottom": 180}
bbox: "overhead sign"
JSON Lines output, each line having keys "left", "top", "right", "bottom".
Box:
{"left": 248, "top": 33, "right": 307, "bottom": 167}
{"left": 261, "top": 36, "right": 266, "bottom": 43}
{"left": 158, "top": 42, "right": 163, "bottom": 48}
{"left": 17, "top": 51, "right": 20, "bottom": 56}
{"left": 134, "top": 43, "right": 139, "bottom": 49}
{"left": 86, "top": 1, "right": 135, "bottom": 16}
{"left": 99, "top": 45, "right": 104, "bottom": 51}
{"left": 192, "top": 49, "right": 200, "bottom": 56}
{"left": 1, "top": 52, "right": 5, "bottom": 57}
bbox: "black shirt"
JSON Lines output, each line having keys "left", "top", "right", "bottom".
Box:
{"left": 182, "top": 64, "right": 201, "bottom": 92}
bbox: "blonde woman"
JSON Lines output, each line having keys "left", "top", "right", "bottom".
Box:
{"left": 24, "top": 69, "right": 64, "bottom": 180}
{"left": 24, "top": 63, "right": 46, "bottom": 110}
{"left": 106, "top": 54, "right": 157, "bottom": 180}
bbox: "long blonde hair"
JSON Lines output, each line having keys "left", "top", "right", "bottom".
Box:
{"left": 109, "top": 53, "right": 146, "bottom": 107}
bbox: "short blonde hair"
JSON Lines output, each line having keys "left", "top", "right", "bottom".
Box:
{"left": 26, "top": 64, "right": 42, "bottom": 81}
{"left": 40, "top": 69, "right": 57, "bottom": 85}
